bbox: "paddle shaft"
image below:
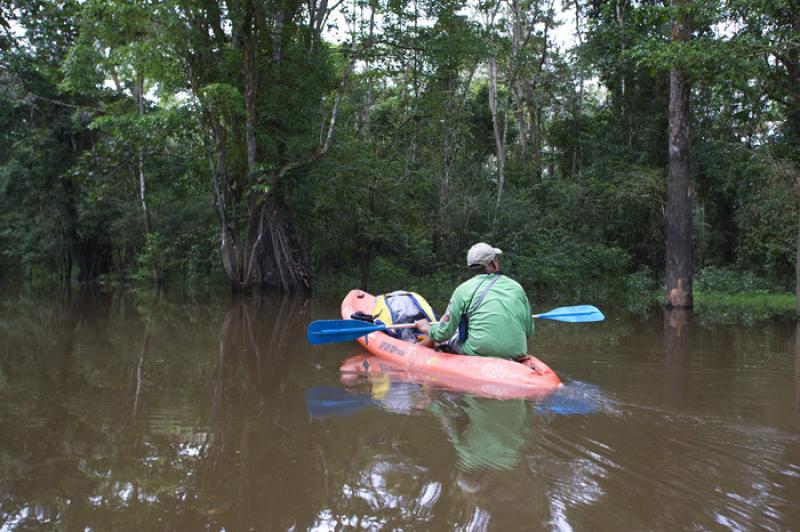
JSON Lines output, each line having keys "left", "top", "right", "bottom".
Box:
{"left": 307, "top": 305, "right": 602, "bottom": 345}
{"left": 381, "top": 313, "right": 549, "bottom": 330}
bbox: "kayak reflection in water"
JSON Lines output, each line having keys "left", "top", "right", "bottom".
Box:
{"left": 307, "top": 379, "right": 529, "bottom": 470}
{"left": 306, "top": 378, "right": 606, "bottom": 476}
{"left": 415, "top": 242, "right": 534, "bottom": 359}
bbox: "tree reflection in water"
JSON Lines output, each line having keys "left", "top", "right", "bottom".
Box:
{"left": 796, "top": 322, "right": 800, "bottom": 432}
{"left": 0, "top": 289, "right": 322, "bottom": 530}
{"left": 190, "top": 294, "right": 313, "bottom": 530}
{"left": 663, "top": 308, "right": 691, "bottom": 408}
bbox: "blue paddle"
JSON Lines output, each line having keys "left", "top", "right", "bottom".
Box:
{"left": 306, "top": 305, "right": 604, "bottom": 345}
{"left": 532, "top": 305, "right": 605, "bottom": 323}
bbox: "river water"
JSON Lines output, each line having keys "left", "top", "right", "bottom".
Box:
{"left": 0, "top": 287, "right": 798, "bottom": 530}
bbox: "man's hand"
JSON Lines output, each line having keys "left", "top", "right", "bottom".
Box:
{"left": 414, "top": 318, "right": 431, "bottom": 334}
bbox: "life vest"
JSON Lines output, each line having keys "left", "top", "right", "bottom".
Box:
{"left": 372, "top": 291, "right": 437, "bottom": 343}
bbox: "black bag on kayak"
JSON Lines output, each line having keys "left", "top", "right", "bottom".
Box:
{"left": 372, "top": 291, "right": 437, "bottom": 343}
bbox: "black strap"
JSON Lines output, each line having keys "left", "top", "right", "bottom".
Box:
{"left": 350, "top": 311, "right": 375, "bottom": 323}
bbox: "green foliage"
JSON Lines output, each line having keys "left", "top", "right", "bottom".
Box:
{"left": 695, "top": 291, "right": 795, "bottom": 325}
{"left": 622, "top": 268, "right": 661, "bottom": 313}
{"left": 509, "top": 234, "right": 634, "bottom": 299}
{"left": 134, "top": 231, "right": 166, "bottom": 282}
{"left": 128, "top": 226, "right": 221, "bottom": 286}
{"left": 0, "top": 0, "right": 798, "bottom": 313}
{"left": 695, "top": 266, "right": 782, "bottom": 294}
{"left": 732, "top": 159, "right": 798, "bottom": 282}
{"left": 59, "top": 43, "right": 104, "bottom": 94}
{"left": 694, "top": 264, "right": 794, "bottom": 324}
{"left": 198, "top": 83, "right": 245, "bottom": 121}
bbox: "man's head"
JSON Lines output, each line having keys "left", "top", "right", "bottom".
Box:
{"left": 467, "top": 242, "right": 502, "bottom": 274}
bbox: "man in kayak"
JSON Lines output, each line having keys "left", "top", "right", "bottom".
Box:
{"left": 414, "top": 242, "right": 533, "bottom": 358}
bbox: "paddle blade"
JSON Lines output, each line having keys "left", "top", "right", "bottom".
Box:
{"left": 306, "top": 387, "right": 373, "bottom": 418}
{"left": 306, "top": 319, "right": 385, "bottom": 345}
{"left": 534, "top": 305, "right": 605, "bottom": 323}
{"left": 535, "top": 382, "right": 604, "bottom": 415}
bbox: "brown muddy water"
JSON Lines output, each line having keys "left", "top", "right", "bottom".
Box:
{"left": 0, "top": 287, "right": 798, "bottom": 530}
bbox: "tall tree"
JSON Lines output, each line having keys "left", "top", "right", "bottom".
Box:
{"left": 665, "top": 0, "right": 692, "bottom": 308}
{"left": 479, "top": 0, "right": 508, "bottom": 231}
{"left": 163, "top": 0, "right": 365, "bottom": 293}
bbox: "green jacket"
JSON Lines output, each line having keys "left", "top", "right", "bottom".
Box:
{"left": 429, "top": 273, "right": 533, "bottom": 358}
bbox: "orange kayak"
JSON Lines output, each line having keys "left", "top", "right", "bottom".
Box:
{"left": 339, "top": 290, "right": 562, "bottom": 399}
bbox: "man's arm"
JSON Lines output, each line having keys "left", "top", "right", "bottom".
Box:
{"left": 418, "top": 287, "right": 466, "bottom": 342}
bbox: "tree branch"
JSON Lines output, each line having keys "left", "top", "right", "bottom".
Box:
{"left": 273, "top": 42, "right": 371, "bottom": 183}
{"left": 28, "top": 93, "right": 101, "bottom": 111}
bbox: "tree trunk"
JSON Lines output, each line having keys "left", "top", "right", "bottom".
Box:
{"left": 272, "top": 8, "right": 285, "bottom": 63}
{"left": 488, "top": 55, "right": 506, "bottom": 231}
{"left": 134, "top": 71, "right": 152, "bottom": 236}
{"left": 244, "top": 36, "right": 257, "bottom": 177}
{"left": 60, "top": 167, "right": 79, "bottom": 286}
{"left": 616, "top": 1, "right": 631, "bottom": 147}
{"left": 257, "top": 190, "right": 314, "bottom": 293}
{"left": 523, "top": 3, "right": 550, "bottom": 179}
{"left": 208, "top": 114, "right": 247, "bottom": 292}
{"left": 665, "top": 0, "right": 693, "bottom": 308}
{"left": 529, "top": 98, "right": 542, "bottom": 178}
{"left": 510, "top": 0, "right": 529, "bottom": 155}
{"left": 434, "top": 76, "right": 454, "bottom": 260}
{"left": 243, "top": 8, "right": 260, "bottom": 289}
{"left": 785, "top": 15, "right": 800, "bottom": 317}
{"left": 571, "top": 0, "right": 584, "bottom": 178}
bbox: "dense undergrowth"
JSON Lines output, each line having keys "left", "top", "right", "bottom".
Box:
{"left": 692, "top": 267, "right": 796, "bottom": 324}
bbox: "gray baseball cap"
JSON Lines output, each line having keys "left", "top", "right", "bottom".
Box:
{"left": 467, "top": 242, "right": 503, "bottom": 266}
